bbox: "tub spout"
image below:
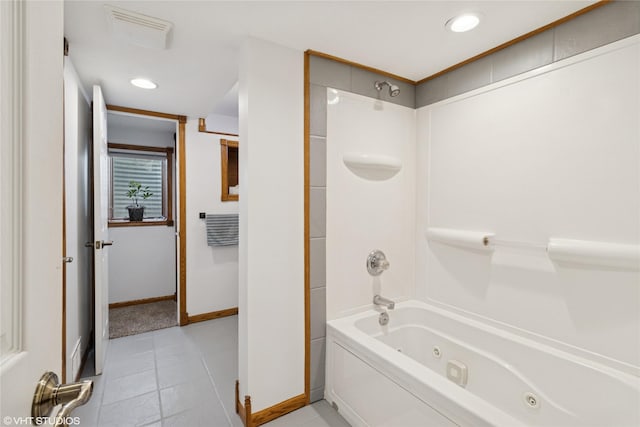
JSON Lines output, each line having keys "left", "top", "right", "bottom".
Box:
{"left": 373, "top": 294, "right": 395, "bottom": 310}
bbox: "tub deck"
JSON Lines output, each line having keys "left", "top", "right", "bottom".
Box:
{"left": 326, "top": 300, "right": 640, "bottom": 427}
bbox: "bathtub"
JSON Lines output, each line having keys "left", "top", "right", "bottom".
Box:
{"left": 325, "top": 300, "right": 640, "bottom": 427}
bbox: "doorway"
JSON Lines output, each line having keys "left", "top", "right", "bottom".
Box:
{"left": 66, "top": 101, "right": 188, "bottom": 380}
{"left": 105, "top": 111, "right": 179, "bottom": 339}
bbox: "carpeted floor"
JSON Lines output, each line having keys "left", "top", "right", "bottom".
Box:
{"left": 109, "top": 300, "right": 178, "bottom": 339}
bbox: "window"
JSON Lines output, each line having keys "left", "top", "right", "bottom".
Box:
{"left": 108, "top": 143, "right": 173, "bottom": 226}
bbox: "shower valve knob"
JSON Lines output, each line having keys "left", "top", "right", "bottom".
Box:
{"left": 367, "top": 250, "right": 390, "bottom": 276}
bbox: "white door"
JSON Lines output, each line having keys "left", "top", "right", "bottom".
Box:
{"left": 92, "top": 85, "right": 111, "bottom": 375}
{"left": 63, "top": 58, "right": 93, "bottom": 383}
{"left": 0, "top": 0, "right": 66, "bottom": 418}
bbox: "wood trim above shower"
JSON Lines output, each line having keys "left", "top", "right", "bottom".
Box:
{"left": 306, "top": 49, "right": 416, "bottom": 85}
{"left": 416, "top": 0, "right": 611, "bottom": 84}
{"left": 307, "top": 0, "right": 613, "bottom": 88}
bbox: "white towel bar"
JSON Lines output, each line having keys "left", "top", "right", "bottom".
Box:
{"left": 425, "top": 228, "right": 494, "bottom": 251}
{"left": 426, "top": 227, "right": 640, "bottom": 270}
{"left": 547, "top": 238, "right": 640, "bottom": 270}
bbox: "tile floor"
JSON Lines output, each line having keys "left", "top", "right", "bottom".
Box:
{"left": 75, "top": 316, "right": 349, "bottom": 427}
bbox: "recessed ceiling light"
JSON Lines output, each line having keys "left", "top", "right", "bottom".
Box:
{"left": 130, "top": 78, "right": 157, "bottom": 89}
{"left": 446, "top": 13, "right": 481, "bottom": 33}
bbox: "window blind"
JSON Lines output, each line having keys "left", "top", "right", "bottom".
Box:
{"left": 111, "top": 154, "right": 165, "bottom": 219}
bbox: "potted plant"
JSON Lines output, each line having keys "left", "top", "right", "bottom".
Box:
{"left": 126, "top": 181, "right": 153, "bottom": 221}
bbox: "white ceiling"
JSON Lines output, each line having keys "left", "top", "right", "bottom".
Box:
{"left": 64, "top": 1, "right": 596, "bottom": 118}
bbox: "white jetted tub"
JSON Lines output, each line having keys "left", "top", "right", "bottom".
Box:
{"left": 325, "top": 300, "right": 639, "bottom": 427}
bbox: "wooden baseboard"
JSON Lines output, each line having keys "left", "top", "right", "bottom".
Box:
{"left": 236, "top": 380, "right": 251, "bottom": 426}
{"left": 108, "top": 294, "right": 176, "bottom": 309}
{"left": 235, "top": 380, "right": 307, "bottom": 427}
{"left": 252, "top": 394, "right": 307, "bottom": 426}
{"left": 179, "top": 311, "right": 189, "bottom": 326}
{"left": 187, "top": 307, "right": 238, "bottom": 324}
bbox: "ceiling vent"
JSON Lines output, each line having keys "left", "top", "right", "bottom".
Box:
{"left": 105, "top": 5, "right": 173, "bottom": 50}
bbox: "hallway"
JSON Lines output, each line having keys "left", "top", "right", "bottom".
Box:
{"left": 75, "top": 316, "right": 349, "bottom": 427}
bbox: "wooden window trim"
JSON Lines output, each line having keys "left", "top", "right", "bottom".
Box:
{"left": 108, "top": 219, "right": 174, "bottom": 228}
{"left": 221, "top": 139, "right": 239, "bottom": 202}
{"left": 108, "top": 142, "right": 174, "bottom": 227}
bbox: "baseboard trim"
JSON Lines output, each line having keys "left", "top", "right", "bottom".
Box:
{"left": 235, "top": 380, "right": 307, "bottom": 427}
{"left": 108, "top": 294, "right": 176, "bottom": 309}
{"left": 187, "top": 307, "right": 238, "bottom": 324}
{"left": 236, "top": 380, "right": 251, "bottom": 426}
{"left": 252, "top": 394, "right": 307, "bottom": 426}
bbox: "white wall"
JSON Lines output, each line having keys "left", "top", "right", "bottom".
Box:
{"left": 107, "top": 119, "right": 177, "bottom": 303}
{"left": 63, "top": 58, "right": 92, "bottom": 381}
{"left": 205, "top": 113, "right": 238, "bottom": 135}
{"left": 326, "top": 91, "right": 416, "bottom": 320}
{"left": 185, "top": 117, "right": 238, "bottom": 316}
{"left": 416, "top": 37, "right": 640, "bottom": 373}
{"left": 238, "top": 37, "right": 304, "bottom": 412}
{"left": 108, "top": 120, "right": 176, "bottom": 150}
{"left": 108, "top": 226, "right": 177, "bottom": 303}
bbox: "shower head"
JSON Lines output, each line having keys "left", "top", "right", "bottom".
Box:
{"left": 374, "top": 80, "right": 400, "bottom": 97}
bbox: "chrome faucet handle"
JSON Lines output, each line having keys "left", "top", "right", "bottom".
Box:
{"left": 367, "top": 250, "right": 390, "bottom": 276}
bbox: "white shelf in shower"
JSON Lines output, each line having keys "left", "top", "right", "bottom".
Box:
{"left": 343, "top": 153, "right": 402, "bottom": 181}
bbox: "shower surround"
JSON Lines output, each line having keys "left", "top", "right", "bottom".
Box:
{"left": 323, "top": 35, "right": 640, "bottom": 425}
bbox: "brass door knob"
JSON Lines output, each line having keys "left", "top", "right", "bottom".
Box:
{"left": 32, "top": 372, "right": 93, "bottom": 426}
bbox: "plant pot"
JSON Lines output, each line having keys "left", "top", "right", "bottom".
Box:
{"left": 127, "top": 206, "right": 145, "bottom": 222}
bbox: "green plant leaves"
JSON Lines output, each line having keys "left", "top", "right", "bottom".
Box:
{"left": 126, "top": 180, "right": 153, "bottom": 206}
